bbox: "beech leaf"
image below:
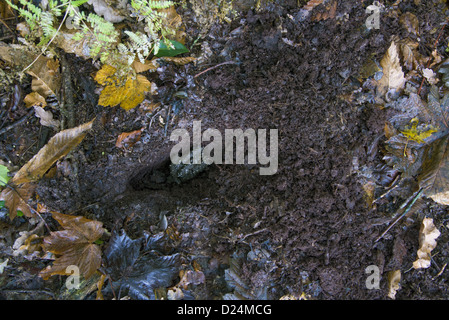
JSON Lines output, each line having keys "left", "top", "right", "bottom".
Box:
{"left": 11, "top": 119, "right": 94, "bottom": 185}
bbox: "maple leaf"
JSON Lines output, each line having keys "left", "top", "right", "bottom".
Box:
{"left": 95, "top": 65, "right": 156, "bottom": 111}
{"left": 384, "top": 86, "right": 449, "bottom": 205}
{"left": 39, "top": 212, "right": 104, "bottom": 280}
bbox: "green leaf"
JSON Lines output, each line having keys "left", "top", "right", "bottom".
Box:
{"left": 155, "top": 40, "right": 188, "bottom": 57}
{"left": 16, "top": 210, "right": 23, "bottom": 217}
{"left": 0, "top": 165, "right": 11, "bottom": 187}
{"left": 71, "top": 0, "right": 89, "bottom": 7}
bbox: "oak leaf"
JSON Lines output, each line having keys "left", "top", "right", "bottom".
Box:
{"left": 39, "top": 212, "right": 105, "bottom": 280}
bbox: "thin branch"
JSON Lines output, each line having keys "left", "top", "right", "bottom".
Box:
{"left": 0, "top": 108, "right": 34, "bottom": 136}
{"left": 21, "top": 2, "right": 71, "bottom": 74}
{"left": 194, "top": 61, "right": 238, "bottom": 78}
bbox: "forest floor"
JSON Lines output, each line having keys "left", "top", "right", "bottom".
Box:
{"left": 1, "top": 0, "right": 449, "bottom": 300}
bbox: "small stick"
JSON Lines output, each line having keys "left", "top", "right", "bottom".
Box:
{"left": 375, "top": 188, "right": 424, "bottom": 243}
{"left": 0, "top": 108, "right": 34, "bottom": 136}
{"left": 194, "top": 61, "right": 237, "bottom": 78}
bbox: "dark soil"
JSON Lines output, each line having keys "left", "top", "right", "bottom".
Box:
{"left": 2, "top": 0, "right": 449, "bottom": 300}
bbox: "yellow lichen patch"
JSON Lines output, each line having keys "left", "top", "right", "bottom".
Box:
{"left": 400, "top": 118, "right": 438, "bottom": 143}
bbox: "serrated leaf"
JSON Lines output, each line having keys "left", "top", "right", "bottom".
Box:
{"left": 103, "top": 230, "right": 180, "bottom": 300}
{"left": 39, "top": 212, "right": 104, "bottom": 280}
{"left": 11, "top": 119, "right": 94, "bottom": 185}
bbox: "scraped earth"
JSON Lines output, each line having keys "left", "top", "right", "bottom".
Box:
{"left": 2, "top": 0, "right": 449, "bottom": 299}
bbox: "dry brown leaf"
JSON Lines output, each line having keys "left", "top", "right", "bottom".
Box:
{"left": 0, "top": 183, "right": 36, "bottom": 220}
{"left": 413, "top": 217, "right": 440, "bottom": 269}
{"left": 399, "top": 12, "right": 419, "bottom": 36}
{"left": 312, "top": 0, "right": 337, "bottom": 21}
{"left": 24, "top": 92, "right": 47, "bottom": 108}
{"left": 27, "top": 56, "right": 61, "bottom": 99}
{"left": 159, "top": 56, "right": 196, "bottom": 66}
{"left": 132, "top": 58, "right": 159, "bottom": 73}
{"left": 11, "top": 119, "right": 94, "bottom": 185}
{"left": 53, "top": 24, "right": 120, "bottom": 60}
{"left": 33, "top": 106, "right": 60, "bottom": 129}
{"left": 303, "top": 0, "right": 325, "bottom": 11}
{"left": 39, "top": 211, "right": 104, "bottom": 280}
{"left": 377, "top": 41, "right": 406, "bottom": 98}
{"left": 158, "top": 6, "right": 185, "bottom": 44}
{"left": 398, "top": 38, "right": 419, "bottom": 71}
{"left": 46, "top": 58, "right": 60, "bottom": 76}
{"left": 422, "top": 68, "right": 438, "bottom": 85}
{"left": 387, "top": 270, "right": 401, "bottom": 299}
{"left": 177, "top": 270, "right": 205, "bottom": 290}
{"left": 115, "top": 129, "right": 143, "bottom": 150}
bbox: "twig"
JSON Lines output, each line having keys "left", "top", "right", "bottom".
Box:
{"left": 375, "top": 188, "right": 424, "bottom": 243}
{"left": 0, "top": 17, "right": 14, "bottom": 35}
{"left": 21, "top": 4, "right": 70, "bottom": 74}
{"left": 0, "top": 108, "right": 34, "bottom": 136}
{"left": 194, "top": 61, "right": 238, "bottom": 78}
